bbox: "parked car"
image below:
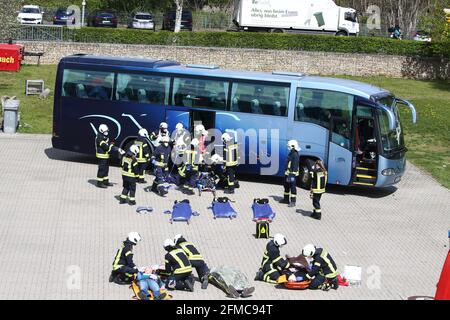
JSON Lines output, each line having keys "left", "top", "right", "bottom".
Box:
{"left": 87, "top": 10, "right": 118, "bottom": 28}
{"left": 413, "top": 30, "right": 432, "bottom": 42}
{"left": 128, "top": 12, "right": 155, "bottom": 30}
{"left": 162, "top": 9, "right": 193, "bottom": 31}
{"left": 16, "top": 5, "right": 44, "bottom": 25}
{"left": 53, "top": 8, "right": 76, "bottom": 25}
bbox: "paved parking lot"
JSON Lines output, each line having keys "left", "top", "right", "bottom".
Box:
{"left": 0, "top": 133, "right": 448, "bottom": 300}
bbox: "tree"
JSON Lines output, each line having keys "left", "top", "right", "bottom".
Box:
{"left": 0, "top": 0, "right": 22, "bottom": 41}
{"left": 174, "top": 0, "right": 184, "bottom": 33}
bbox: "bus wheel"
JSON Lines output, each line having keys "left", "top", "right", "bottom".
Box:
{"left": 299, "top": 162, "right": 311, "bottom": 189}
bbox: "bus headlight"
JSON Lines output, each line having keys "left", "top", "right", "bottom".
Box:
{"left": 382, "top": 168, "right": 395, "bottom": 176}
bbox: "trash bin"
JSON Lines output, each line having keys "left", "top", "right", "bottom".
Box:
{"left": 2, "top": 97, "right": 20, "bottom": 133}
{"left": 313, "top": 12, "right": 325, "bottom": 27}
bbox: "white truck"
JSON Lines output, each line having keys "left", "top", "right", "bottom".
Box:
{"left": 233, "top": 0, "right": 359, "bottom": 36}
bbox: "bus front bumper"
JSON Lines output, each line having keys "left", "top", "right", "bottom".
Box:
{"left": 375, "top": 155, "right": 407, "bottom": 187}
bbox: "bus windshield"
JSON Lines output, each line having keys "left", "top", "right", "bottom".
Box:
{"left": 376, "top": 96, "right": 405, "bottom": 155}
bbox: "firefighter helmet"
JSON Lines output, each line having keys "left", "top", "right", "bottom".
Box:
{"left": 274, "top": 234, "right": 287, "bottom": 247}
{"left": 130, "top": 145, "right": 139, "bottom": 156}
{"left": 99, "top": 124, "right": 109, "bottom": 135}
{"left": 302, "top": 244, "right": 316, "bottom": 257}
{"left": 127, "top": 232, "right": 141, "bottom": 245}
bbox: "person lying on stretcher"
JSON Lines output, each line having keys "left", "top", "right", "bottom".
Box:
{"left": 277, "top": 254, "right": 312, "bottom": 288}
{"left": 135, "top": 265, "right": 168, "bottom": 300}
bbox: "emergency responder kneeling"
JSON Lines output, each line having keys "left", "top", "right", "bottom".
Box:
{"left": 178, "top": 138, "right": 202, "bottom": 195}
{"left": 280, "top": 140, "right": 301, "bottom": 207}
{"left": 255, "top": 234, "right": 290, "bottom": 283}
{"left": 174, "top": 234, "right": 210, "bottom": 289}
{"left": 134, "top": 128, "right": 151, "bottom": 184}
{"left": 109, "top": 232, "right": 141, "bottom": 285}
{"left": 222, "top": 133, "right": 239, "bottom": 194}
{"left": 95, "top": 124, "right": 124, "bottom": 188}
{"left": 162, "top": 239, "right": 195, "bottom": 292}
{"left": 302, "top": 244, "right": 339, "bottom": 291}
{"left": 150, "top": 136, "right": 171, "bottom": 196}
{"left": 119, "top": 145, "right": 140, "bottom": 205}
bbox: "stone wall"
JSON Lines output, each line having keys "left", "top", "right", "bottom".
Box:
{"left": 21, "top": 41, "right": 450, "bottom": 80}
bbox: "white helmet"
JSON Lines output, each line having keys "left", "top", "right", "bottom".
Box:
{"left": 138, "top": 128, "right": 149, "bottom": 138}
{"left": 287, "top": 140, "right": 301, "bottom": 151}
{"left": 160, "top": 122, "right": 168, "bottom": 130}
{"left": 191, "top": 138, "right": 199, "bottom": 147}
{"left": 163, "top": 238, "right": 175, "bottom": 250}
{"left": 127, "top": 232, "right": 141, "bottom": 245}
{"left": 302, "top": 244, "right": 316, "bottom": 257}
{"left": 210, "top": 154, "right": 223, "bottom": 164}
{"left": 99, "top": 124, "right": 109, "bottom": 135}
{"left": 222, "top": 133, "right": 232, "bottom": 143}
{"left": 273, "top": 234, "right": 287, "bottom": 247}
{"left": 175, "top": 123, "right": 184, "bottom": 132}
{"left": 130, "top": 144, "right": 139, "bottom": 156}
{"left": 194, "top": 124, "right": 205, "bottom": 135}
{"left": 173, "top": 234, "right": 183, "bottom": 244}
{"left": 161, "top": 136, "right": 170, "bottom": 144}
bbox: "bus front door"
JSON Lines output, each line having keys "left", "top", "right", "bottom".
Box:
{"left": 326, "top": 116, "right": 353, "bottom": 186}
{"left": 165, "top": 109, "right": 190, "bottom": 133}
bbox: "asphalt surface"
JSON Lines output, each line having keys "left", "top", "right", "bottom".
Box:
{"left": 0, "top": 133, "right": 448, "bottom": 300}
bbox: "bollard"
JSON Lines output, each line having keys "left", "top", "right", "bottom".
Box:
{"left": 2, "top": 97, "right": 20, "bottom": 133}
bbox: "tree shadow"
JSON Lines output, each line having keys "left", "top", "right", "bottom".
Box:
{"left": 401, "top": 56, "right": 450, "bottom": 82}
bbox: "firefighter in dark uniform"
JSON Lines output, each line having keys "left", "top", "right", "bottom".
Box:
{"left": 221, "top": 133, "right": 239, "bottom": 194}
{"left": 162, "top": 239, "right": 195, "bottom": 292}
{"left": 280, "top": 140, "right": 301, "bottom": 207}
{"left": 134, "top": 128, "right": 151, "bottom": 184}
{"left": 119, "top": 145, "right": 140, "bottom": 205}
{"left": 174, "top": 234, "right": 210, "bottom": 289}
{"left": 95, "top": 124, "right": 123, "bottom": 188}
{"left": 178, "top": 138, "right": 202, "bottom": 195}
{"left": 150, "top": 136, "right": 171, "bottom": 196}
{"left": 109, "top": 232, "right": 141, "bottom": 285}
{"left": 150, "top": 122, "right": 170, "bottom": 147}
{"left": 254, "top": 234, "right": 290, "bottom": 284}
{"left": 302, "top": 244, "right": 339, "bottom": 290}
{"left": 310, "top": 160, "right": 328, "bottom": 220}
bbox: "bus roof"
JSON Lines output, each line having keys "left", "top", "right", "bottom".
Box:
{"left": 60, "top": 54, "right": 180, "bottom": 69}
{"left": 300, "top": 76, "right": 389, "bottom": 99}
{"left": 61, "top": 55, "right": 389, "bottom": 98}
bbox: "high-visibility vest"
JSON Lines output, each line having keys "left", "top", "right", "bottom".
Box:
{"left": 224, "top": 143, "right": 238, "bottom": 167}
{"left": 178, "top": 241, "right": 203, "bottom": 261}
{"left": 122, "top": 156, "right": 137, "bottom": 178}
{"left": 167, "top": 249, "right": 193, "bottom": 275}
{"left": 95, "top": 135, "right": 113, "bottom": 159}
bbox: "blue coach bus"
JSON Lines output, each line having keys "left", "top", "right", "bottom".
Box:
{"left": 52, "top": 54, "right": 416, "bottom": 187}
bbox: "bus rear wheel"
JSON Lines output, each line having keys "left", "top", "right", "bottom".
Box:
{"left": 298, "top": 160, "right": 312, "bottom": 189}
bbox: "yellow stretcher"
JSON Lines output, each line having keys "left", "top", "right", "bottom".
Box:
{"left": 130, "top": 276, "right": 173, "bottom": 300}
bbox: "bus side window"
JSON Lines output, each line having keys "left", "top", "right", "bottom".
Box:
{"left": 63, "top": 82, "right": 77, "bottom": 97}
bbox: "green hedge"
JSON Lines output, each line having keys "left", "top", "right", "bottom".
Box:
{"left": 72, "top": 28, "right": 450, "bottom": 58}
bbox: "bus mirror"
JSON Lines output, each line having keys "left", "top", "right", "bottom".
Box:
{"left": 395, "top": 98, "right": 417, "bottom": 124}
{"left": 379, "top": 105, "right": 396, "bottom": 131}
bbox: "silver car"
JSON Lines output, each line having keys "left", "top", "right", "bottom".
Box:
{"left": 129, "top": 12, "right": 155, "bottom": 30}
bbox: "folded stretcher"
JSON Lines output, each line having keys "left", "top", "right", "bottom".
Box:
{"left": 164, "top": 199, "right": 199, "bottom": 224}
{"left": 211, "top": 197, "right": 237, "bottom": 219}
{"left": 251, "top": 198, "right": 276, "bottom": 222}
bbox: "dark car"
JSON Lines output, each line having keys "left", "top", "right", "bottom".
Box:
{"left": 87, "top": 10, "right": 118, "bottom": 28}
{"left": 53, "top": 8, "right": 76, "bottom": 25}
{"left": 162, "top": 10, "right": 192, "bottom": 31}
